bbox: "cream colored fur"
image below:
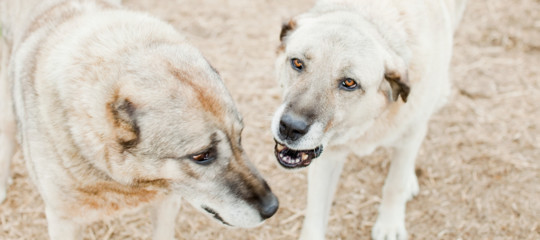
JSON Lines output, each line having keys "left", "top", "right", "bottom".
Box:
{"left": 0, "top": 0, "right": 278, "bottom": 239}
{"left": 272, "top": 0, "right": 466, "bottom": 239}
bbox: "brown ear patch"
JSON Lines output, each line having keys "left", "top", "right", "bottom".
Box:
{"left": 280, "top": 19, "right": 297, "bottom": 42}
{"left": 108, "top": 97, "right": 140, "bottom": 150}
{"left": 384, "top": 71, "right": 410, "bottom": 102}
{"left": 278, "top": 19, "right": 297, "bottom": 53}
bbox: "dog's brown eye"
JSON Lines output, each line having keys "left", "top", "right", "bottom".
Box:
{"left": 340, "top": 78, "right": 358, "bottom": 90}
{"left": 190, "top": 149, "right": 216, "bottom": 165}
{"left": 192, "top": 153, "right": 208, "bottom": 161}
{"left": 291, "top": 58, "right": 304, "bottom": 71}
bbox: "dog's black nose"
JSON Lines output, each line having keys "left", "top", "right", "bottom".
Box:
{"left": 259, "top": 191, "right": 279, "bottom": 219}
{"left": 279, "top": 113, "right": 310, "bottom": 141}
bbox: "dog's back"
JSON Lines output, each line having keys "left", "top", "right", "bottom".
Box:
{"left": 1, "top": 0, "right": 128, "bottom": 191}
{"left": 1, "top": 0, "right": 120, "bottom": 50}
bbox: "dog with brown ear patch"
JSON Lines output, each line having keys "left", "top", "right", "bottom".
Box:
{"left": 0, "top": 0, "right": 278, "bottom": 239}
{"left": 384, "top": 70, "right": 410, "bottom": 102}
{"left": 271, "top": 0, "right": 467, "bottom": 239}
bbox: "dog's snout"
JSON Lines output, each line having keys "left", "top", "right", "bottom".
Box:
{"left": 258, "top": 188, "right": 279, "bottom": 220}
{"left": 225, "top": 162, "right": 279, "bottom": 222}
{"left": 279, "top": 113, "right": 310, "bottom": 141}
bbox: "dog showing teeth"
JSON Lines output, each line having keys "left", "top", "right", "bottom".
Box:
{"left": 270, "top": 0, "right": 467, "bottom": 239}
{"left": 274, "top": 141, "right": 323, "bottom": 169}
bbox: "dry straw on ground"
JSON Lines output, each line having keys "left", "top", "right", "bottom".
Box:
{"left": 1, "top": 0, "right": 539, "bottom": 239}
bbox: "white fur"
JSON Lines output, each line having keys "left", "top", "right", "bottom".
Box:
{"left": 272, "top": 0, "right": 467, "bottom": 239}
{"left": 0, "top": 35, "right": 15, "bottom": 204}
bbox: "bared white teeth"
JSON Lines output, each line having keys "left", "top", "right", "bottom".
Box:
{"left": 276, "top": 142, "right": 321, "bottom": 167}
{"left": 280, "top": 155, "right": 303, "bottom": 165}
{"left": 287, "top": 156, "right": 291, "bottom": 161}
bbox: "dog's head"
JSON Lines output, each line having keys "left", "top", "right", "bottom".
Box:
{"left": 90, "top": 43, "right": 278, "bottom": 227}
{"left": 272, "top": 10, "right": 410, "bottom": 169}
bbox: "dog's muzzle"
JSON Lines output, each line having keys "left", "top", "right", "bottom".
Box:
{"left": 274, "top": 140, "right": 323, "bottom": 169}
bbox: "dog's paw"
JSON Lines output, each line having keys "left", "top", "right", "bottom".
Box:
{"left": 406, "top": 174, "right": 419, "bottom": 201}
{"left": 372, "top": 212, "right": 407, "bottom": 240}
{"left": 299, "top": 226, "right": 325, "bottom": 240}
{"left": 0, "top": 188, "right": 6, "bottom": 204}
{"left": 0, "top": 177, "right": 12, "bottom": 204}
{"left": 299, "top": 234, "right": 324, "bottom": 240}
{"left": 299, "top": 230, "right": 324, "bottom": 240}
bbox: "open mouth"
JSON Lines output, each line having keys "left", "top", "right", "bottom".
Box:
{"left": 274, "top": 140, "right": 323, "bottom": 169}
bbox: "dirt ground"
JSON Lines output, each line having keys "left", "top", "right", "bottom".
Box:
{"left": 1, "top": 0, "right": 539, "bottom": 239}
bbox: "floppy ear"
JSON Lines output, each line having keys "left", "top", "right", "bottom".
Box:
{"left": 108, "top": 98, "right": 140, "bottom": 150}
{"left": 384, "top": 67, "right": 410, "bottom": 102}
{"left": 279, "top": 19, "right": 296, "bottom": 42}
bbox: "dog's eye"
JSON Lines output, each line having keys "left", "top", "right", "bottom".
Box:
{"left": 190, "top": 149, "right": 216, "bottom": 165}
{"left": 340, "top": 78, "right": 358, "bottom": 90}
{"left": 291, "top": 58, "right": 304, "bottom": 71}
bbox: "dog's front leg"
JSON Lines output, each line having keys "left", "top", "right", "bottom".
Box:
{"left": 45, "top": 207, "right": 82, "bottom": 240}
{"left": 151, "top": 195, "right": 181, "bottom": 240}
{"left": 299, "top": 150, "right": 348, "bottom": 240}
{"left": 372, "top": 125, "right": 427, "bottom": 240}
{"left": 0, "top": 51, "right": 15, "bottom": 204}
{"left": 0, "top": 118, "right": 15, "bottom": 204}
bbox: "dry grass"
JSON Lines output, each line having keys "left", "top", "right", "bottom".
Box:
{"left": 1, "top": 0, "right": 539, "bottom": 239}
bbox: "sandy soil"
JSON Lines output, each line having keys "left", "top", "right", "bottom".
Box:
{"left": 1, "top": 0, "right": 539, "bottom": 239}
